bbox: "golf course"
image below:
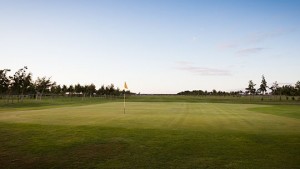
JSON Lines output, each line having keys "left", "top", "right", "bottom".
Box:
{"left": 1, "top": 97, "right": 299, "bottom": 169}
{"left": 2, "top": 0, "right": 300, "bottom": 168}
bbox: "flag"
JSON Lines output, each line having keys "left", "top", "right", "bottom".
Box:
{"left": 124, "top": 82, "right": 128, "bottom": 89}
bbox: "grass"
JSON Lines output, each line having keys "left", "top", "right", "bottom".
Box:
{"left": 249, "top": 105, "right": 300, "bottom": 119}
{"left": 0, "top": 96, "right": 120, "bottom": 112}
{"left": 0, "top": 99, "right": 300, "bottom": 168}
{"left": 1, "top": 95, "right": 300, "bottom": 111}
{"left": 126, "top": 95, "right": 300, "bottom": 105}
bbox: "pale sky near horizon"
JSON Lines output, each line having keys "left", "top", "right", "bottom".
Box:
{"left": 1, "top": 0, "right": 300, "bottom": 94}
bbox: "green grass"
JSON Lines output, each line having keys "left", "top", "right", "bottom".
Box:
{"left": 126, "top": 95, "right": 300, "bottom": 105}
{"left": 0, "top": 96, "right": 121, "bottom": 112}
{"left": 1, "top": 95, "right": 300, "bottom": 112}
{"left": 0, "top": 101, "right": 299, "bottom": 168}
{"left": 249, "top": 105, "right": 300, "bottom": 119}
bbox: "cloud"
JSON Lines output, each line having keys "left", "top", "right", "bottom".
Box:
{"left": 218, "top": 43, "right": 238, "bottom": 50}
{"left": 176, "top": 62, "right": 231, "bottom": 76}
{"left": 236, "top": 48, "right": 265, "bottom": 56}
{"left": 217, "top": 29, "right": 294, "bottom": 50}
{"left": 246, "top": 30, "right": 290, "bottom": 44}
{"left": 247, "top": 30, "right": 290, "bottom": 44}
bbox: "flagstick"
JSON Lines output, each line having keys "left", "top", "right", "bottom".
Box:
{"left": 123, "top": 93, "right": 125, "bottom": 114}
{"left": 123, "top": 82, "right": 128, "bottom": 114}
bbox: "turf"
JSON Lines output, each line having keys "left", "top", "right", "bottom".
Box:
{"left": 0, "top": 102, "right": 299, "bottom": 169}
{"left": 248, "top": 105, "right": 300, "bottom": 119}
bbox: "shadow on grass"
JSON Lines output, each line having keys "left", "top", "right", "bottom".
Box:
{"left": 0, "top": 122, "right": 299, "bottom": 169}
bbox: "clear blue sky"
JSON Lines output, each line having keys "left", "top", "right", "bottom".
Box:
{"left": 1, "top": 0, "right": 300, "bottom": 94}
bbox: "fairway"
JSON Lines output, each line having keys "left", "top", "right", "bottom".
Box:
{"left": 1, "top": 102, "right": 300, "bottom": 168}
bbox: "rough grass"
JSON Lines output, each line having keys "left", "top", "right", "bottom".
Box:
{"left": 0, "top": 102, "right": 299, "bottom": 169}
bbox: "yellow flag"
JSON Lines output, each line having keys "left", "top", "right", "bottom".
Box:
{"left": 124, "top": 82, "right": 128, "bottom": 89}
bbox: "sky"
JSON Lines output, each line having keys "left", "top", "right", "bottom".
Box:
{"left": 1, "top": 0, "right": 300, "bottom": 94}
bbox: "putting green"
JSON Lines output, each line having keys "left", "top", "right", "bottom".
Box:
{"left": 0, "top": 102, "right": 299, "bottom": 133}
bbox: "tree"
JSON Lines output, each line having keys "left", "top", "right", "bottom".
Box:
{"left": 0, "top": 69, "right": 11, "bottom": 96}
{"left": 83, "top": 85, "right": 88, "bottom": 97}
{"left": 295, "top": 81, "right": 300, "bottom": 96}
{"left": 50, "top": 85, "right": 62, "bottom": 95}
{"left": 10, "top": 66, "right": 33, "bottom": 101}
{"left": 114, "top": 87, "right": 121, "bottom": 96}
{"left": 75, "top": 83, "right": 83, "bottom": 96}
{"left": 97, "top": 85, "right": 105, "bottom": 95}
{"left": 108, "top": 84, "right": 115, "bottom": 95}
{"left": 281, "top": 85, "right": 295, "bottom": 96}
{"left": 245, "top": 80, "right": 256, "bottom": 95}
{"left": 62, "top": 85, "right": 68, "bottom": 95}
{"left": 105, "top": 85, "right": 110, "bottom": 95}
{"left": 87, "top": 84, "right": 96, "bottom": 97}
{"left": 259, "top": 75, "right": 268, "bottom": 95}
{"left": 67, "top": 85, "right": 74, "bottom": 96}
{"left": 35, "top": 77, "right": 55, "bottom": 100}
{"left": 270, "top": 81, "right": 279, "bottom": 95}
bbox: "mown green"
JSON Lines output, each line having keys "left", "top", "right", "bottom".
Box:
{"left": 0, "top": 99, "right": 299, "bottom": 169}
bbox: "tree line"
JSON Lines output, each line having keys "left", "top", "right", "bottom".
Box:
{"left": 245, "top": 75, "right": 300, "bottom": 96}
{"left": 0, "top": 67, "right": 131, "bottom": 101}
{"left": 178, "top": 75, "right": 300, "bottom": 97}
{"left": 177, "top": 89, "right": 241, "bottom": 96}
